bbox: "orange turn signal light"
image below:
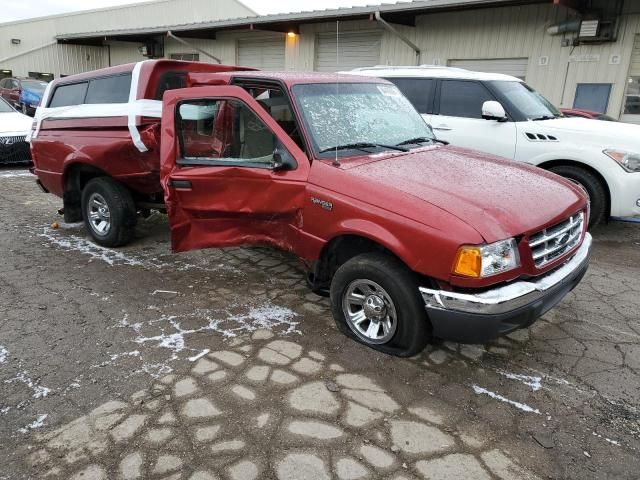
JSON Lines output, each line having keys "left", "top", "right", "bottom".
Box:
{"left": 453, "top": 247, "right": 482, "bottom": 278}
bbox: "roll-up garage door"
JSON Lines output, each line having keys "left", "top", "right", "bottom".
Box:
{"left": 238, "top": 37, "right": 285, "bottom": 70}
{"left": 315, "top": 31, "right": 382, "bottom": 72}
{"left": 448, "top": 58, "right": 529, "bottom": 80}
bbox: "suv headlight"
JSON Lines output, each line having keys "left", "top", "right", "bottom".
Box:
{"left": 603, "top": 149, "right": 640, "bottom": 173}
{"left": 453, "top": 238, "right": 520, "bottom": 278}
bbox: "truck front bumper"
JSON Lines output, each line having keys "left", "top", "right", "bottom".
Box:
{"left": 419, "top": 233, "right": 592, "bottom": 343}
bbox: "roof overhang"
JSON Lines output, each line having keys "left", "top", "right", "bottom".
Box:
{"left": 56, "top": 0, "right": 553, "bottom": 44}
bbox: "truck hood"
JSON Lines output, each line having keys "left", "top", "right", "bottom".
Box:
{"left": 534, "top": 117, "right": 640, "bottom": 150}
{"left": 342, "top": 146, "right": 586, "bottom": 242}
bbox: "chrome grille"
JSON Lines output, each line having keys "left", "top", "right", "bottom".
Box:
{"left": 528, "top": 212, "right": 584, "bottom": 268}
{"left": 0, "top": 135, "right": 31, "bottom": 164}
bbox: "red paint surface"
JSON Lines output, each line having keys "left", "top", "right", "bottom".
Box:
{"left": 32, "top": 61, "right": 588, "bottom": 289}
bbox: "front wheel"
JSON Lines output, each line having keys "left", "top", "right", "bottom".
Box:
{"left": 330, "top": 253, "right": 430, "bottom": 357}
{"left": 81, "top": 177, "right": 137, "bottom": 247}
{"left": 549, "top": 165, "right": 607, "bottom": 228}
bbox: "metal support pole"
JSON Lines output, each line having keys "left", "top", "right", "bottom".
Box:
{"left": 166, "top": 30, "right": 222, "bottom": 64}
{"left": 374, "top": 11, "right": 421, "bottom": 65}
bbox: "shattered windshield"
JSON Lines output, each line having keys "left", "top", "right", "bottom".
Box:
{"left": 293, "top": 82, "right": 435, "bottom": 158}
{"left": 490, "top": 80, "right": 561, "bottom": 120}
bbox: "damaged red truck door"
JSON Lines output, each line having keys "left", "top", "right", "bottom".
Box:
{"left": 160, "top": 86, "right": 309, "bottom": 253}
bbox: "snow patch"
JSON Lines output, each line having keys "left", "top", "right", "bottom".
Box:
{"left": 472, "top": 385, "right": 541, "bottom": 414}
{"left": 4, "top": 372, "right": 51, "bottom": 399}
{"left": 0, "top": 345, "right": 7, "bottom": 364}
{"left": 40, "top": 229, "right": 147, "bottom": 267}
{"left": 498, "top": 371, "right": 542, "bottom": 391}
{"left": 92, "top": 350, "right": 140, "bottom": 368}
{"left": 19, "top": 414, "right": 48, "bottom": 433}
{"left": 592, "top": 431, "right": 621, "bottom": 446}
{"left": 188, "top": 349, "right": 210, "bottom": 362}
{"left": 0, "top": 171, "right": 32, "bottom": 179}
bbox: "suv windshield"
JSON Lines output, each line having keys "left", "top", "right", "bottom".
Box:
{"left": 22, "top": 80, "right": 48, "bottom": 93}
{"left": 293, "top": 82, "right": 435, "bottom": 158}
{"left": 489, "top": 80, "right": 561, "bottom": 120}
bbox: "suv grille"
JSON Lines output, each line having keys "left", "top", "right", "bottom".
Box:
{"left": 529, "top": 212, "right": 584, "bottom": 268}
{"left": 0, "top": 135, "right": 31, "bottom": 164}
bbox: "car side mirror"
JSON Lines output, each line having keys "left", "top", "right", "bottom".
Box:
{"left": 482, "top": 101, "right": 508, "bottom": 122}
{"left": 272, "top": 147, "right": 296, "bottom": 171}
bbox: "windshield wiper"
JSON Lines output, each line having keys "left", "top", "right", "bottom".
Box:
{"left": 319, "top": 142, "right": 408, "bottom": 154}
{"left": 396, "top": 136, "right": 450, "bottom": 146}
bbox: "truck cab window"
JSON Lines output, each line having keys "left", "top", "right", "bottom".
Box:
{"left": 155, "top": 72, "right": 187, "bottom": 100}
{"left": 239, "top": 84, "right": 305, "bottom": 151}
{"left": 177, "top": 99, "right": 277, "bottom": 166}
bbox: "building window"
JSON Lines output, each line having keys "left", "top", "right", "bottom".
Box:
{"left": 0, "top": 69, "right": 12, "bottom": 80}
{"left": 28, "top": 71, "right": 54, "bottom": 82}
{"left": 624, "top": 77, "right": 640, "bottom": 115}
{"left": 170, "top": 53, "right": 199, "bottom": 61}
{"left": 573, "top": 83, "right": 612, "bottom": 114}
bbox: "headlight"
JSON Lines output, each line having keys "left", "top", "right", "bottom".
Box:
{"left": 453, "top": 238, "right": 520, "bottom": 278}
{"left": 603, "top": 149, "right": 640, "bottom": 173}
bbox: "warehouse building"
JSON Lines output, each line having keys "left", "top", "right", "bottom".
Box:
{"left": 1, "top": 0, "right": 639, "bottom": 122}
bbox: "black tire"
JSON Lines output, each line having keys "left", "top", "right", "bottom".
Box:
{"left": 548, "top": 165, "right": 607, "bottom": 228}
{"left": 330, "top": 252, "right": 430, "bottom": 357}
{"left": 81, "top": 177, "right": 137, "bottom": 247}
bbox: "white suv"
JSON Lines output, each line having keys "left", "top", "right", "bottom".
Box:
{"left": 350, "top": 66, "right": 640, "bottom": 226}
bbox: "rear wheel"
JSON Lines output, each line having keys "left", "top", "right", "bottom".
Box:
{"left": 330, "top": 253, "right": 430, "bottom": 357}
{"left": 549, "top": 165, "right": 607, "bottom": 228}
{"left": 81, "top": 177, "right": 137, "bottom": 247}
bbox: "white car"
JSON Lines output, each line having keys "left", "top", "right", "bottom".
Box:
{"left": 0, "top": 96, "right": 32, "bottom": 164}
{"left": 349, "top": 66, "right": 640, "bottom": 226}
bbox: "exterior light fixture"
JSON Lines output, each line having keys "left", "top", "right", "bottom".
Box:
{"left": 11, "top": 39, "right": 21, "bottom": 45}
{"left": 287, "top": 32, "right": 296, "bottom": 38}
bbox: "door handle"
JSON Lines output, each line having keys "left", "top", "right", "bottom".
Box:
{"left": 169, "top": 179, "right": 192, "bottom": 189}
{"left": 433, "top": 125, "right": 452, "bottom": 131}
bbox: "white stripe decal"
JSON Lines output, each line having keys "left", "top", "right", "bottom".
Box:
{"left": 29, "top": 60, "right": 160, "bottom": 153}
{"left": 129, "top": 60, "right": 148, "bottom": 152}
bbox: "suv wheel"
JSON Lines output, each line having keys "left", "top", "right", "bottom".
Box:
{"left": 549, "top": 165, "right": 607, "bottom": 228}
{"left": 330, "top": 253, "right": 430, "bottom": 357}
{"left": 81, "top": 177, "right": 137, "bottom": 247}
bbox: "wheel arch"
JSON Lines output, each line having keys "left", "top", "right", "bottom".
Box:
{"left": 309, "top": 230, "right": 425, "bottom": 291}
{"left": 61, "top": 162, "right": 111, "bottom": 223}
{"left": 537, "top": 159, "right": 611, "bottom": 216}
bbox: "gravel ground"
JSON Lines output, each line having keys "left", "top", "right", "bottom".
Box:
{"left": 0, "top": 166, "right": 639, "bottom": 480}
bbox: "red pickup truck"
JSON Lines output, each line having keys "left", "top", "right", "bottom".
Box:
{"left": 31, "top": 61, "right": 591, "bottom": 355}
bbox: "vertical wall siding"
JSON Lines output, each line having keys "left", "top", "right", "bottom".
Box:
{"left": 0, "top": 0, "right": 254, "bottom": 75}
{"left": 1, "top": 2, "right": 639, "bottom": 118}
{"left": 401, "top": 4, "right": 640, "bottom": 117}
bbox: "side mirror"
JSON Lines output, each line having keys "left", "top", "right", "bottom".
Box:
{"left": 272, "top": 147, "right": 296, "bottom": 171}
{"left": 482, "top": 101, "right": 508, "bottom": 122}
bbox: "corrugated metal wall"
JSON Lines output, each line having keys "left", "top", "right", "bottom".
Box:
{"left": 0, "top": 0, "right": 254, "bottom": 76}
{"left": 1, "top": 1, "right": 639, "bottom": 120}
